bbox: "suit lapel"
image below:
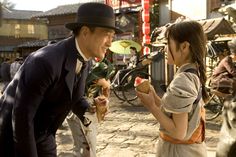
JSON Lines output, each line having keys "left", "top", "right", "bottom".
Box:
{"left": 64, "top": 37, "right": 77, "bottom": 99}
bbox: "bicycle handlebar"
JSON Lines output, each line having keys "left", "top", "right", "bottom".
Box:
{"left": 140, "top": 48, "right": 164, "bottom": 60}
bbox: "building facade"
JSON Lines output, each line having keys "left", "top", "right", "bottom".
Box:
{"left": 0, "top": 7, "right": 47, "bottom": 61}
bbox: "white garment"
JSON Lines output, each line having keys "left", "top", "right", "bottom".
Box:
{"left": 66, "top": 112, "right": 98, "bottom": 157}
{"left": 10, "top": 61, "right": 21, "bottom": 79}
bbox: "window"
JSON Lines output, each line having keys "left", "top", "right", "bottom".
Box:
{"left": 15, "top": 24, "right": 20, "bottom": 38}
{"left": 28, "top": 24, "right": 35, "bottom": 34}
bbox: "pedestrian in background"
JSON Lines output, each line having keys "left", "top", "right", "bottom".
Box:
{"left": 137, "top": 21, "right": 208, "bottom": 157}
{"left": 113, "top": 46, "right": 139, "bottom": 86}
{"left": 0, "top": 2, "right": 121, "bottom": 157}
{"left": 10, "top": 57, "right": 23, "bottom": 80}
{"left": 210, "top": 38, "right": 236, "bottom": 96}
{"left": 0, "top": 57, "right": 11, "bottom": 93}
{"left": 127, "top": 46, "right": 139, "bottom": 69}
{"left": 67, "top": 58, "right": 115, "bottom": 157}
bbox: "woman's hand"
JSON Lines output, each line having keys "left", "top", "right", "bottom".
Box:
{"left": 136, "top": 85, "right": 159, "bottom": 110}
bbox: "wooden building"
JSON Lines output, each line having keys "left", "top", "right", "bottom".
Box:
{"left": 0, "top": 7, "right": 47, "bottom": 61}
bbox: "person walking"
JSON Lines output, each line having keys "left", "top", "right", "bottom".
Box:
{"left": 137, "top": 21, "right": 208, "bottom": 157}
{"left": 0, "top": 2, "right": 121, "bottom": 157}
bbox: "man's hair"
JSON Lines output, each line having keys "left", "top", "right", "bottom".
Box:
{"left": 72, "top": 25, "right": 96, "bottom": 36}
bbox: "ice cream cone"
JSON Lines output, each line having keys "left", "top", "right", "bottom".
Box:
{"left": 96, "top": 105, "right": 107, "bottom": 122}
{"left": 136, "top": 80, "right": 150, "bottom": 94}
{"left": 95, "top": 95, "right": 108, "bottom": 122}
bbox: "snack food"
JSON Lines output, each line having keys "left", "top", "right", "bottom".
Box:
{"left": 134, "top": 77, "right": 150, "bottom": 94}
{"left": 95, "top": 95, "right": 108, "bottom": 122}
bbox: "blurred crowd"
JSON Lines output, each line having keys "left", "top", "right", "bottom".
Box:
{"left": 0, "top": 57, "right": 24, "bottom": 93}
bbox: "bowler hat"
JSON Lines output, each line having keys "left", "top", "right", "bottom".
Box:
{"left": 65, "top": 2, "right": 122, "bottom": 33}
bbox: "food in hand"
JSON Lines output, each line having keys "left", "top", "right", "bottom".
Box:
{"left": 95, "top": 95, "right": 108, "bottom": 122}
{"left": 134, "top": 77, "right": 150, "bottom": 94}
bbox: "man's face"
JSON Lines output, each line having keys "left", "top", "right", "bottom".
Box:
{"left": 82, "top": 27, "right": 115, "bottom": 60}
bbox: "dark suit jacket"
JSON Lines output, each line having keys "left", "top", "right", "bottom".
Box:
{"left": 0, "top": 36, "right": 90, "bottom": 157}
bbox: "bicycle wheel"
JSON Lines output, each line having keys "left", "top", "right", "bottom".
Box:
{"left": 112, "top": 84, "right": 126, "bottom": 101}
{"left": 111, "top": 70, "right": 128, "bottom": 101}
{"left": 121, "top": 70, "right": 151, "bottom": 106}
{"left": 204, "top": 93, "right": 224, "bottom": 121}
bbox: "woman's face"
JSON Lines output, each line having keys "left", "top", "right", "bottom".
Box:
{"left": 130, "top": 49, "right": 135, "bottom": 56}
{"left": 166, "top": 38, "right": 181, "bottom": 66}
{"left": 166, "top": 38, "right": 191, "bottom": 67}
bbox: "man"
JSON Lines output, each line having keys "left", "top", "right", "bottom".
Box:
{"left": 210, "top": 38, "right": 236, "bottom": 96}
{"left": 0, "top": 2, "right": 121, "bottom": 157}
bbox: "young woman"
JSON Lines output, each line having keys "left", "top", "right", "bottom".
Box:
{"left": 136, "top": 21, "right": 209, "bottom": 157}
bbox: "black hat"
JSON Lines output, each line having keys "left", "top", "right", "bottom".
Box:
{"left": 65, "top": 2, "right": 122, "bottom": 33}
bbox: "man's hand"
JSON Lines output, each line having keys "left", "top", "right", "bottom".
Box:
{"left": 96, "top": 78, "right": 111, "bottom": 97}
{"left": 96, "top": 78, "right": 110, "bottom": 89}
{"left": 94, "top": 95, "right": 108, "bottom": 108}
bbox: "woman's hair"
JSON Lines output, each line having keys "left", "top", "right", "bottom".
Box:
{"left": 130, "top": 46, "right": 140, "bottom": 62}
{"left": 165, "top": 20, "right": 209, "bottom": 102}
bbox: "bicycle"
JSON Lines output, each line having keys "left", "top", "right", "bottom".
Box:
{"left": 204, "top": 41, "right": 230, "bottom": 121}
{"left": 111, "top": 48, "right": 164, "bottom": 106}
{"left": 204, "top": 82, "right": 225, "bottom": 121}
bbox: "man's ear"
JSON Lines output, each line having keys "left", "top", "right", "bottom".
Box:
{"left": 80, "top": 26, "right": 89, "bottom": 37}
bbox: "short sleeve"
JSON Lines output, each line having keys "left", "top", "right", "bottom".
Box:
{"left": 161, "top": 72, "right": 200, "bottom": 113}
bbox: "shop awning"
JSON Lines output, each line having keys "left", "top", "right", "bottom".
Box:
{"left": 152, "top": 17, "right": 235, "bottom": 45}
{"left": 198, "top": 17, "right": 235, "bottom": 40}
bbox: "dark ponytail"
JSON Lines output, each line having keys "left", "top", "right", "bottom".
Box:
{"left": 165, "top": 21, "right": 209, "bottom": 102}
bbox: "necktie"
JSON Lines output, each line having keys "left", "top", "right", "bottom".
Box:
{"left": 74, "top": 53, "right": 87, "bottom": 85}
{"left": 77, "top": 53, "right": 87, "bottom": 71}
{"left": 77, "top": 53, "right": 85, "bottom": 64}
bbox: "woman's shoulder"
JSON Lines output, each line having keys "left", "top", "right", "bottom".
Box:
{"left": 161, "top": 72, "right": 200, "bottom": 113}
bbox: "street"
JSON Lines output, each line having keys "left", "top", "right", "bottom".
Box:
{"left": 56, "top": 92, "right": 221, "bottom": 157}
{"left": 0, "top": 83, "right": 220, "bottom": 157}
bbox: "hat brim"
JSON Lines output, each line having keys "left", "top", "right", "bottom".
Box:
{"left": 65, "top": 22, "right": 123, "bottom": 34}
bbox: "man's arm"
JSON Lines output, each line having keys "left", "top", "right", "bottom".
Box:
{"left": 13, "top": 57, "right": 53, "bottom": 157}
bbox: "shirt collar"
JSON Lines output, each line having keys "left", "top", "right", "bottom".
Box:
{"left": 176, "top": 63, "right": 197, "bottom": 74}
{"left": 75, "top": 38, "right": 89, "bottom": 61}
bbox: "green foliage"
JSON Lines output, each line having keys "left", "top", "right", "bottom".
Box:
{"left": 86, "top": 58, "right": 116, "bottom": 98}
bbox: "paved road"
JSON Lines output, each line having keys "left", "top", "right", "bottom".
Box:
{"left": 56, "top": 92, "right": 221, "bottom": 157}
{"left": 0, "top": 83, "right": 220, "bottom": 156}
